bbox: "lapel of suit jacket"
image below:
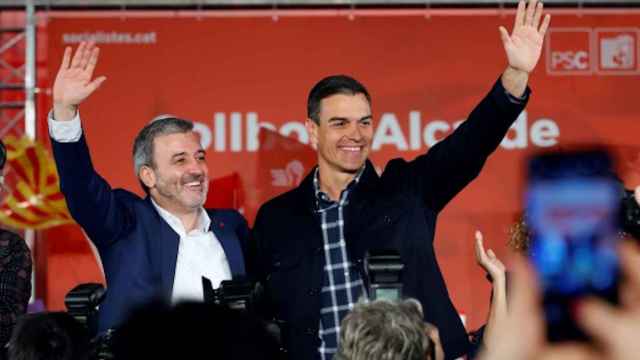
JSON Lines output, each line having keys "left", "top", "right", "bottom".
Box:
{"left": 145, "top": 197, "right": 180, "bottom": 301}
{"left": 292, "top": 167, "right": 326, "bottom": 288}
{"left": 208, "top": 211, "right": 247, "bottom": 278}
{"left": 343, "top": 160, "right": 379, "bottom": 259}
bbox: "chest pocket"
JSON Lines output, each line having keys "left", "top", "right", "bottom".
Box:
{"left": 370, "top": 206, "right": 406, "bottom": 230}
{"left": 345, "top": 195, "right": 411, "bottom": 261}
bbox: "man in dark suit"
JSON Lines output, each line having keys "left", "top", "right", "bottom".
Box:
{"left": 48, "top": 42, "right": 249, "bottom": 334}
{"left": 251, "top": 1, "right": 550, "bottom": 359}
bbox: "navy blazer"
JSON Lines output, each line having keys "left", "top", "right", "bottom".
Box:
{"left": 51, "top": 134, "right": 250, "bottom": 334}
{"left": 251, "top": 78, "right": 529, "bottom": 360}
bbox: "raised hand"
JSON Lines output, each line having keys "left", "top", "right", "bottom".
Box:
{"left": 474, "top": 230, "right": 506, "bottom": 283}
{"left": 53, "top": 41, "right": 106, "bottom": 121}
{"left": 477, "top": 256, "right": 599, "bottom": 360}
{"left": 424, "top": 323, "right": 445, "bottom": 360}
{"left": 500, "top": 0, "right": 551, "bottom": 74}
{"left": 474, "top": 230, "right": 508, "bottom": 351}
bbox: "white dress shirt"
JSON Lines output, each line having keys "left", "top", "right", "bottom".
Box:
{"left": 48, "top": 110, "right": 232, "bottom": 303}
{"left": 151, "top": 200, "right": 232, "bottom": 303}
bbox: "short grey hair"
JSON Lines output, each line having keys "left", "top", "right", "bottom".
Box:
{"left": 132, "top": 116, "right": 194, "bottom": 193}
{"left": 335, "top": 299, "right": 431, "bottom": 360}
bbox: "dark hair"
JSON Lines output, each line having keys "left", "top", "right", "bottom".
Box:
{"left": 307, "top": 75, "right": 371, "bottom": 123}
{"left": 7, "top": 312, "right": 90, "bottom": 360}
{"left": 508, "top": 216, "right": 531, "bottom": 253}
{"left": 132, "top": 116, "right": 194, "bottom": 194}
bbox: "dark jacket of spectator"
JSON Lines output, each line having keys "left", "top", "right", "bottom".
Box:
{"left": 0, "top": 229, "right": 32, "bottom": 349}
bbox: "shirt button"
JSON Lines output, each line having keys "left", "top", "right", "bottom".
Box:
{"left": 315, "top": 247, "right": 322, "bottom": 255}
{"left": 308, "top": 289, "right": 318, "bottom": 296}
{"left": 305, "top": 328, "right": 314, "bottom": 335}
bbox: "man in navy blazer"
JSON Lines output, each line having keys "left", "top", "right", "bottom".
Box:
{"left": 48, "top": 42, "right": 249, "bottom": 334}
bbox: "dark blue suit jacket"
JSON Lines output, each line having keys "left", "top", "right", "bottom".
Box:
{"left": 51, "top": 134, "right": 250, "bottom": 333}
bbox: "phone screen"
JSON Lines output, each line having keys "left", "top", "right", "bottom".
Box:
{"left": 526, "top": 151, "right": 621, "bottom": 342}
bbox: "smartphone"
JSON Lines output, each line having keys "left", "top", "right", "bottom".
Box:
{"left": 526, "top": 150, "right": 622, "bottom": 342}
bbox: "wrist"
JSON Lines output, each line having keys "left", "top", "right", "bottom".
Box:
{"left": 491, "top": 273, "right": 507, "bottom": 289}
{"left": 506, "top": 65, "right": 529, "bottom": 76}
{"left": 501, "top": 66, "right": 529, "bottom": 99}
{"left": 52, "top": 102, "right": 77, "bottom": 122}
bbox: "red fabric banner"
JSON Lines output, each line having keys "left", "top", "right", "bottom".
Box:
{"left": 41, "top": 9, "right": 640, "bottom": 329}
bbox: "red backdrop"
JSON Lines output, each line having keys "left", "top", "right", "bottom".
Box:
{"left": 37, "top": 8, "right": 640, "bottom": 330}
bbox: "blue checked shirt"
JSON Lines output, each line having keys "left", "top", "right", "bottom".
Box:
{"left": 313, "top": 167, "right": 368, "bottom": 360}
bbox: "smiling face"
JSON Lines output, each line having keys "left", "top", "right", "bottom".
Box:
{"left": 306, "top": 92, "right": 373, "bottom": 176}
{"left": 141, "top": 131, "right": 209, "bottom": 215}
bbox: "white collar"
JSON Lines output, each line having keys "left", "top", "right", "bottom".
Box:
{"left": 150, "top": 198, "right": 211, "bottom": 236}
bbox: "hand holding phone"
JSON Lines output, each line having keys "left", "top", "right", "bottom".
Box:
{"left": 526, "top": 150, "right": 622, "bottom": 342}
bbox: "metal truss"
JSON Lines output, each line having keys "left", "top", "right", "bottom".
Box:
{"left": 0, "top": 0, "right": 35, "bottom": 140}
{"left": 0, "top": 0, "right": 37, "bottom": 301}
{"left": 1, "top": 0, "right": 640, "bottom": 8}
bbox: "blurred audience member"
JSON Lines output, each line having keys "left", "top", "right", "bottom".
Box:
{"left": 507, "top": 216, "right": 531, "bottom": 253}
{"left": 475, "top": 240, "right": 640, "bottom": 360}
{"left": 468, "top": 217, "right": 530, "bottom": 357}
{"left": 335, "top": 299, "right": 444, "bottom": 360}
{"left": 111, "top": 302, "right": 280, "bottom": 360}
{"left": 6, "top": 312, "right": 89, "bottom": 360}
{"left": 471, "top": 181, "right": 640, "bottom": 357}
{"left": 0, "top": 139, "right": 32, "bottom": 350}
{"left": 575, "top": 240, "right": 640, "bottom": 360}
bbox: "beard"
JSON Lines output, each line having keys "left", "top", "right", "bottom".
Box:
{"left": 154, "top": 171, "right": 209, "bottom": 211}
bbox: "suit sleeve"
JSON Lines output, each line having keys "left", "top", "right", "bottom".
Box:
{"left": 51, "top": 133, "right": 134, "bottom": 248}
{"left": 384, "top": 77, "right": 530, "bottom": 213}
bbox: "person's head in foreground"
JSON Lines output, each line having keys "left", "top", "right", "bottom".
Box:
{"left": 112, "top": 301, "right": 280, "bottom": 360}
{"left": 335, "top": 298, "right": 443, "bottom": 360}
{"left": 6, "top": 312, "right": 89, "bottom": 360}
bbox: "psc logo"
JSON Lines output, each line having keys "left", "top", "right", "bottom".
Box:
{"left": 550, "top": 51, "right": 589, "bottom": 70}
{"left": 546, "top": 28, "right": 593, "bottom": 75}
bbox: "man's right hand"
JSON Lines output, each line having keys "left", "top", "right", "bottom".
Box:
{"left": 53, "top": 41, "right": 106, "bottom": 121}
